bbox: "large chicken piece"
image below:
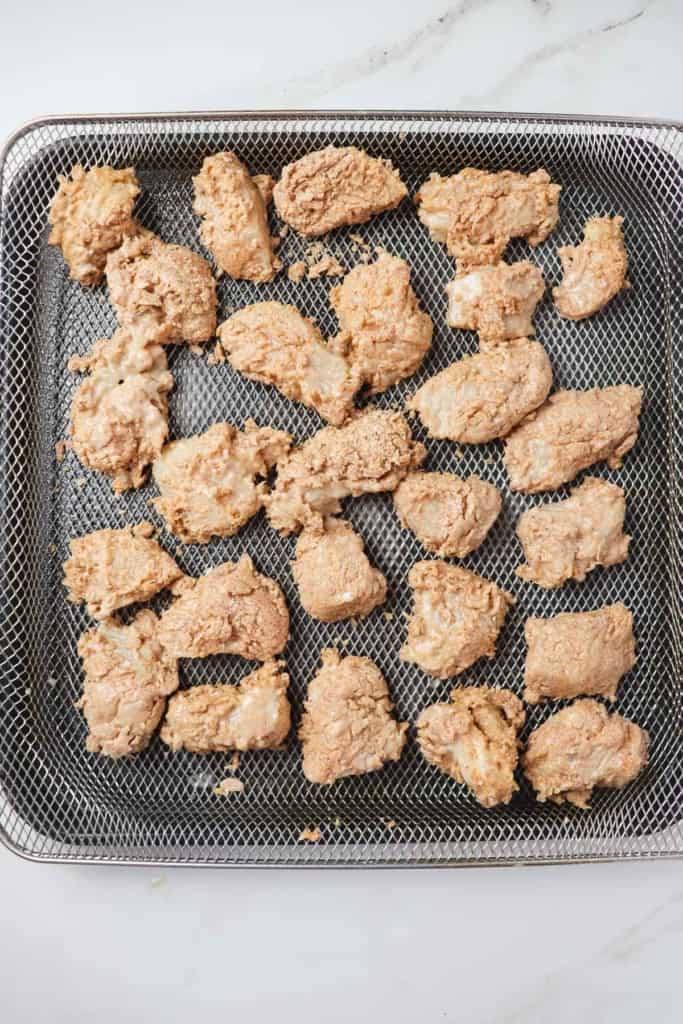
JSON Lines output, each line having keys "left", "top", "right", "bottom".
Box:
{"left": 152, "top": 421, "right": 291, "bottom": 544}
{"left": 553, "top": 216, "right": 628, "bottom": 320}
{"left": 157, "top": 555, "right": 289, "bottom": 661}
{"left": 329, "top": 252, "right": 433, "bottom": 393}
{"left": 503, "top": 385, "right": 643, "bottom": 493}
{"left": 273, "top": 145, "right": 407, "bottom": 236}
{"left": 192, "top": 151, "right": 281, "bottom": 283}
{"left": 523, "top": 603, "right": 636, "bottom": 704}
{"left": 523, "top": 699, "right": 649, "bottom": 808}
{"left": 299, "top": 648, "right": 408, "bottom": 784}
{"left": 160, "top": 660, "right": 291, "bottom": 753}
{"left": 446, "top": 260, "right": 545, "bottom": 345}
{"left": 48, "top": 164, "right": 139, "bottom": 285}
{"left": 415, "top": 168, "right": 561, "bottom": 269}
{"left": 393, "top": 471, "right": 501, "bottom": 558}
{"left": 265, "top": 408, "right": 426, "bottom": 534}
{"left": 407, "top": 338, "right": 552, "bottom": 443}
{"left": 63, "top": 522, "right": 183, "bottom": 619}
{"left": 400, "top": 561, "right": 514, "bottom": 679}
{"left": 76, "top": 610, "right": 179, "bottom": 758}
{"left": 215, "top": 301, "right": 361, "bottom": 425}
{"left": 416, "top": 686, "right": 525, "bottom": 807}
{"left": 292, "top": 517, "right": 386, "bottom": 622}
{"left": 516, "top": 477, "right": 630, "bottom": 588}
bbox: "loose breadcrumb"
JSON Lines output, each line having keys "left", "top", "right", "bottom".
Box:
{"left": 213, "top": 778, "right": 245, "bottom": 796}
{"left": 228, "top": 752, "right": 241, "bottom": 774}
{"left": 307, "top": 253, "right": 345, "bottom": 279}
{"left": 287, "top": 260, "right": 307, "bottom": 283}
{"left": 383, "top": 612, "right": 394, "bottom": 621}
{"left": 76, "top": 477, "right": 86, "bottom": 488}
{"left": 299, "top": 827, "right": 322, "bottom": 843}
{"left": 385, "top": 819, "right": 397, "bottom": 830}
{"left": 55, "top": 440, "right": 68, "bottom": 462}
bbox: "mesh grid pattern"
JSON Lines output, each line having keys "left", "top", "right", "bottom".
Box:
{"left": 0, "top": 112, "right": 680, "bottom": 867}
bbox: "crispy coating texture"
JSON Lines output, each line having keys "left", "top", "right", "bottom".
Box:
{"left": 105, "top": 230, "right": 217, "bottom": 343}
{"left": 446, "top": 260, "right": 545, "bottom": 345}
{"left": 265, "top": 408, "right": 426, "bottom": 534}
{"left": 407, "top": 337, "right": 552, "bottom": 443}
{"left": 215, "top": 301, "right": 361, "bottom": 425}
{"left": 76, "top": 610, "right": 179, "bottom": 758}
{"left": 192, "top": 151, "right": 281, "bottom": 283}
{"left": 47, "top": 164, "right": 139, "bottom": 285}
{"left": 292, "top": 517, "right": 386, "bottom": 622}
{"left": 523, "top": 699, "right": 648, "bottom": 807}
{"left": 160, "top": 660, "right": 290, "bottom": 753}
{"left": 329, "top": 253, "right": 433, "bottom": 393}
{"left": 417, "top": 686, "right": 525, "bottom": 807}
{"left": 415, "top": 168, "right": 561, "bottom": 269}
{"left": 152, "top": 421, "right": 291, "bottom": 544}
{"left": 157, "top": 555, "right": 289, "bottom": 661}
{"left": 63, "top": 522, "right": 183, "bottom": 619}
{"left": 516, "top": 477, "right": 630, "bottom": 588}
{"left": 523, "top": 603, "right": 636, "bottom": 704}
{"left": 553, "top": 216, "right": 628, "bottom": 320}
{"left": 393, "top": 471, "right": 502, "bottom": 558}
{"left": 400, "top": 560, "right": 514, "bottom": 679}
{"left": 503, "top": 385, "right": 643, "bottom": 493}
{"left": 273, "top": 145, "right": 407, "bottom": 236}
{"left": 299, "top": 648, "right": 408, "bottom": 784}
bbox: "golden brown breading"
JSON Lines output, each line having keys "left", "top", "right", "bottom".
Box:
{"left": 273, "top": 145, "right": 407, "bottom": 236}
{"left": 523, "top": 603, "right": 636, "bottom": 704}
{"left": 215, "top": 302, "right": 361, "bottom": 425}
{"left": 157, "top": 555, "right": 289, "bottom": 661}
{"left": 416, "top": 686, "right": 525, "bottom": 807}
{"left": 553, "top": 216, "right": 628, "bottom": 320}
{"left": 63, "top": 522, "right": 183, "bottom": 619}
{"left": 299, "top": 648, "right": 407, "bottom": 785}
{"left": 152, "top": 421, "right": 291, "bottom": 544}
{"left": 192, "top": 152, "right": 281, "bottom": 283}
{"left": 265, "top": 408, "right": 426, "bottom": 535}
{"left": 503, "top": 385, "right": 643, "bottom": 493}
{"left": 47, "top": 164, "right": 139, "bottom": 285}
{"left": 415, "top": 167, "right": 561, "bottom": 269}
{"left": 76, "top": 610, "right": 179, "bottom": 758}
{"left": 105, "top": 230, "right": 217, "bottom": 344}
{"left": 292, "top": 517, "right": 386, "bottom": 622}
{"left": 160, "top": 660, "right": 291, "bottom": 753}
{"left": 400, "top": 561, "right": 514, "bottom": 679}
{"left": 407, "top": 338, "right": 552, "bottom": 443}
{"left": 523, "top": 699, "right": 649, "bottom": 808}
{"left": 446, "top": 261, "right": 545, "bottom": 345}
{"left": 393, "top": 471, "right": 502, "bottom": 558}
{"left": 516, "top": 477, "right": 630, "bottom": 588}
{"left": 329, "top": 252, "right": 433, "bottom": 394}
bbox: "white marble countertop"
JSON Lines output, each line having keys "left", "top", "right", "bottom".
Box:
{"left": 0, "top": 1, "right": 681, "bottom": 1021}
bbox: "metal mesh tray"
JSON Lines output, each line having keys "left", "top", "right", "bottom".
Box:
{"left": 0, "top": 111, "right": 681, "bottom": 867}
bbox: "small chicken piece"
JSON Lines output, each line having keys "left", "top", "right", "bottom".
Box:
{"left": 47, "top": 164, "right": 139, "bottom": 285}
{"left": 416, "top": 687, "right": 525, "bottom": 807}
{"left": 516, "top": 477, "right": 630, "bottom": 588}
{"left": 393, "top": 472, "right": 502, "bottom": 558}
{"left": 265, "top": 408, "right": 426, "bottom": 534}
{"left": 523, "top": 603, "right": 636, "bottom": 705}
{"left": 63, "top": 522, "right": 183, "bottom": 619}
{"left": 446, "top": 260, "right": 545, "bottom": 345}
{"left": 157, "top": 555, "right": 289, "bottom": 661}
{"left": 407, "top": 338, "right": 552, "bottom": 443}
{"left": 105, "top": 230, "right": 217, "bottom": 344}
{"left": 192, "top": 151, "right": 281, "bottom": 283}
{"left": 299, "top": 648, "right": 408, "bottom": 784}
{"left": 292, "top": 517, "right": 386, "bottom": 622}
{"left": 523, "top": 699, "right": 649, "bottom": 807}
{"left": 415, "top": 167, "right": 561, "bottom": 269}
{"left": 152, "top": 421, "right": 291, "bottom": 544}
{"left": 329, "top": 253, "right": 433, "bottom": 394}
{"left": 400, "top": 561, "right": 514, "bottom": 679}
{"left": 76, "top": 610, "right": 179, "bottom": 758}
{"left": 503, "top": 385, "right": 643, "bottom": 493}
{"left": 273, "top": 145, "right": 407, "bottom": 236}
{"left": 160, "top": 660, "right": 290, "bottom": 753}
{"left": 553, "top": 216, "right": 628, "bottom": 320}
